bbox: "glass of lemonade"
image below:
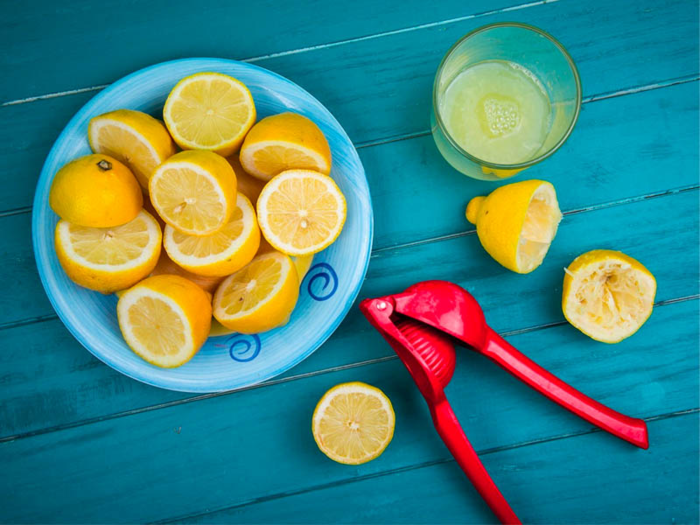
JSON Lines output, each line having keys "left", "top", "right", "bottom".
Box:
{"left": 431, "top": 23, "right": 581, "bottom": 181}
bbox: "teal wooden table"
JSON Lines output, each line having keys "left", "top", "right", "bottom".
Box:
{"left": 1, "top": 1, "right": 698, "bottom": 523}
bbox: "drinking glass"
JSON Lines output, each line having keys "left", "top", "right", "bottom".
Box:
{"left": 431, "top": 23, "right": 581, "bottom": 181}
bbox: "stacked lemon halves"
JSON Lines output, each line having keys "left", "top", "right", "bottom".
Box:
{"left": 50, "top": 72, "right": 347, "bottom": 368}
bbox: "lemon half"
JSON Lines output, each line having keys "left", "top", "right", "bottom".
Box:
{"left": 312, "top": 382, "right": 395, "bottom": 465}
{"left": 118, "top": 274, "right": 212, "bottom": 367}
{"left": 466, "top": 179, "right": 562, "bottom": 273}
{"left": 89, "top": 109, "right": 176, "bottom": 191}
{"left": 163, "top": 72, "right": 256, "bottom": 157}
{"left": 149, "top": 150, "right": 237, "bottom": 236}
{"left": 55, "top": 209, "right": 162, "bottom": 294}
{"left": 257, "top": 169, "right": 346, "bottom": 256}
{"left": 240, "top": 112, "right": 331, "bottom": 181}
{"left": 212, "top": 251, "right": 299, "bottom": 334}
{"left": 49, "top": 154, "right": 143, "bottom": 228}
{"left": 562, "top": 250, "right": 656, "bottom": 343}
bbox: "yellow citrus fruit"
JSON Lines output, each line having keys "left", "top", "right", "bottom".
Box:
{"left": 226, "top": 155, "right": 266, "bottom": 206}
{"left": 562, "top": 250, "right": 657, "bottom": 343}
{"left": 212, "top": 251, "right": 299, "bottom": 334}
{"left": 256, "top": 236, "right": 314, "bottom": 278}
{"left": 207, "top": 251, "right": 312, "bottom": 338}
{"left": 239, "top": 112, "right": 331, "bottom": 181}
{"left": 88, "top": 109, "right": 177, "bottom": 191}
{"left": 164, "top": 193, "right": 260, "bottom": 277}
{"left": 257, "top": 169, "right": 346, "bottom": 256}
{"left": 49, "top": 154, "right": 142, "bottom": 228}
{"left": 117, "top": 274, "right": 212, "bottom": 368}
{"left": 163, "top": 72, "right": 256, "bottom": 157}
{"left": 55, "top": 209, "right": 162, "bottom": 294}
{"left": 312, "top": 382, "right": 395, "bottom": 465}
{"left": 150, "top": 251, "right": 224, "bottom": 294}
{"left": 149, "top": 150, "right": 237, "bottom": 236}
{"left": 466, "top": 179, "right": 562, "bottom": 274}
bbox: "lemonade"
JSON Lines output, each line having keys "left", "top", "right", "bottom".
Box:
{"left": 439, "top": 60, "right": 552, "bottom": 165}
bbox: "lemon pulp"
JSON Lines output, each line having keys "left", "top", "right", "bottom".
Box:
{"left": 517, "top": 184, "right": 562, "bottom": 272}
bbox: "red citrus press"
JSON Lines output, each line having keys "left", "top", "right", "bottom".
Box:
{"left": 360, "top": 280, "right": 649, "bottom": 525}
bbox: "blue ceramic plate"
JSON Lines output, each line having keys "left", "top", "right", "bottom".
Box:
{"left": 32, "top": 58, "right": 373, "bottom": 393}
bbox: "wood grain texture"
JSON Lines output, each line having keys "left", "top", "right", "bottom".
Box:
{"left": 0, "top": 0, "right": 527, "bottom": 103}
{"left": 0, "top": 298, "right": 696, "bottom": 523}
{"left": 1, "top": 0, "right": 699, "bottom": 521}
{"left": 180, "top": 413, "right": 699, "bottom": 524}
{"left": 0, "top": 0, "right": 697, "bottom": 214}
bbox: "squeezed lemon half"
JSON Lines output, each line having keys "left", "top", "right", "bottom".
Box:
{"left": 466, "top": 179, "right": 562, "bottom": 273}
{"left": 562, "top": 250, "right": 656, "bottom": 343}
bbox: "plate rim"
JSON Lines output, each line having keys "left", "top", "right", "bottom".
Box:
{"left": 31, "top": 57, "right": 373, "bottom": 393}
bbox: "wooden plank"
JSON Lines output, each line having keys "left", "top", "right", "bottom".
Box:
{"left": 2, "top": 187, "right": 696, "bottom": 328}
{"left": 181, "top": 413, "right": 699, "bottom": 524}
{"left": 0, "top": 191, "right": 697, "bottom": 439}
{"left": 0, "top": 0, "right": 522, "bottom": 103}
{"left": 2, "top": 0, "right": 697, "bottom": 110}
{"left": 0, "top": 298, "right": 696, "bottom": 523}
{"left": 0, "top": 0, "right": 698, "bottom": 214}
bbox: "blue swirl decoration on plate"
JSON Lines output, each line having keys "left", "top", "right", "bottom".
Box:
{"left": 303, "top": 263, "right": 339, "bottom": 301}
{"left": 226, "top": 334, "right": 262, "bottom": 362}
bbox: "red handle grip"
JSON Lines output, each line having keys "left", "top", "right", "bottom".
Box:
{"left": 483, "top": 327, "right": 649, "bottom": 449}
{"left": 431, "top": 400, "right": 521, "bottom": 524}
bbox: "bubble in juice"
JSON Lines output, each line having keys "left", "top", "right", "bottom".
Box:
{"left": 439, "top": 60, "right": 552, "bottom": 165}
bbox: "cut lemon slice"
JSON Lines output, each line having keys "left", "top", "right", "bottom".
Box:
{"left": 117, "top": 275, "right": 212, "bottom": 368}
{"left": 257, "top": 169, "right": 346, "bottom": 256}
{"left": 163, "top": 72, "right": 256, "bottom": 157}
{"left": 312, "top": 382, "right": 395, "bottom": 465}
{"left": 212, "top": 251, "right": 299, "bottom": 334}
{"left": 55, "top": 209, "right": 162, "bottom": 294}
{"left": 149, "top": 150, "right": 237, "bottom": 236}
{"left": 208, "top": 251, "right": 312, "bottom": 338}
{"left": 239, "top": 112, "right": 331, "bottom": 181}
{"left": 164, "top": 193, "right": 260, "bottom": 277}
{"left": 88, "top": 109, "right": 177, "bottom": 191}
{"left": 466, "top": 180, "right": 562, "bottom": 274}
{"left": 562, "top": 250, "right": 656, "bottom": 343}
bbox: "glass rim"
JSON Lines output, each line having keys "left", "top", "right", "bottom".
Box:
{"left": 432, "top": 22, "right": 582, "bottom": 170}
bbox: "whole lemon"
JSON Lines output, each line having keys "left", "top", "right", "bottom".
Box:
{"left": 49, "top": 154, "right": 143, "bottom": 227}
